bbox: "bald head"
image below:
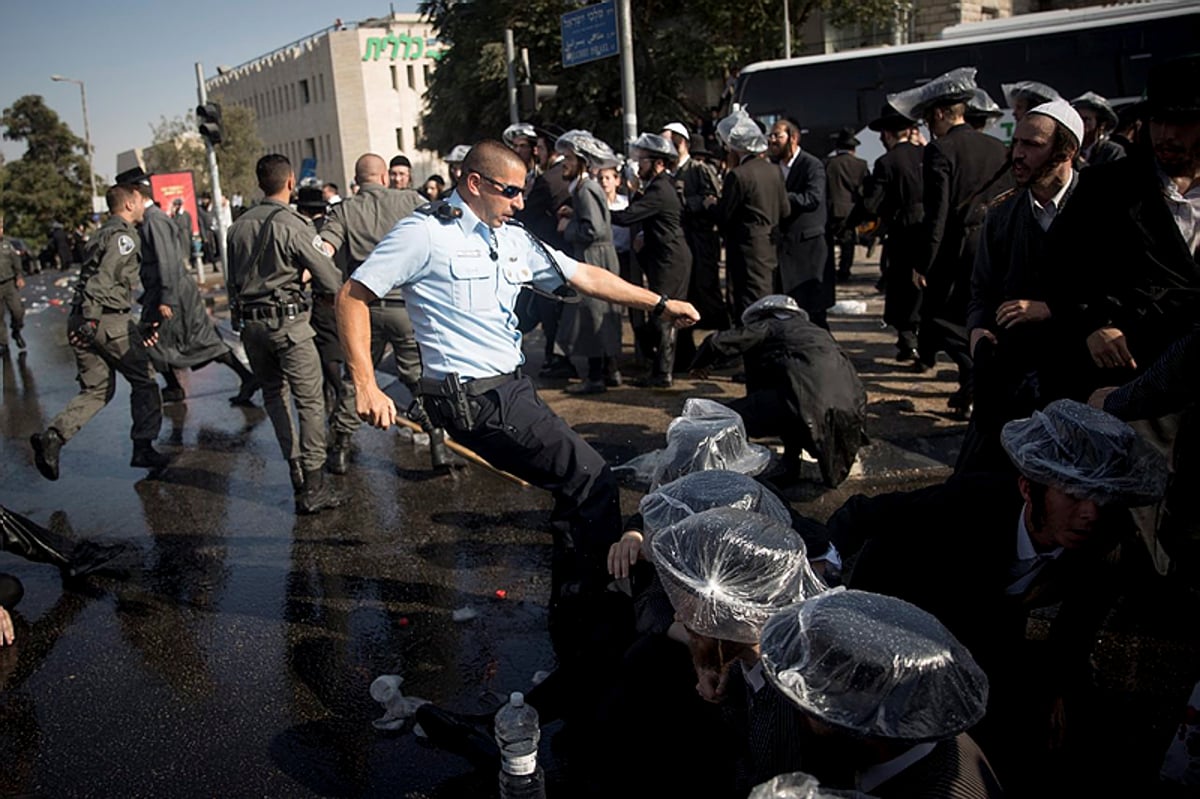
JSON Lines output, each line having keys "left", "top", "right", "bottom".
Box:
{"left": 462, "top": 140, "right": 526, "bottom": 184}
{"left": 354, "top": 153, "right": 388, "bottom": 186}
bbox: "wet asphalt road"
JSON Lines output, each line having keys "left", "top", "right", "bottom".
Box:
{"left": 2, "top": 267, "right": 1196, "bottom": 798}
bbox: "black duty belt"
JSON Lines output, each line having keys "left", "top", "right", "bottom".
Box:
{"left": 101, "top": 307, "right": 130, "bottom": 315}
{"left": 419, "top": 369, "right": 521, "bottom": 398}
{"left": 369, "top": 298, "right": 407, "bottom": 309}
{"left": 0, "top": 276, "right": 15, "bottom": 285}
{"left": 240, "top": 301, "right": 309, "bottom": 321}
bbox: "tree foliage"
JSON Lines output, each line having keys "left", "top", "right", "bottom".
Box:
{"left": 0, "top": 95, "right": 92, "bottom": 244}
{"left": 145, "top": 103, "right": 263, "bottom": 202}
{"left": 417, "top": 0, "right": 897, "bottom": 154}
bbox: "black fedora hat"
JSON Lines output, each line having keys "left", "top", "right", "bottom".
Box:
{"left": 114, "top": 166, "right": 151, "bottom": 187}
{"left": 295, "top": 185, "right": 326, "bottom": 211}
{"left": 1145, "top": 54, "right": 1200, "bottom": 120}
{"left": 868, "top": 103, "right": 917, "bottom": 132}
{"left": 831, "top": 128, "right": 861, "bottom": 149}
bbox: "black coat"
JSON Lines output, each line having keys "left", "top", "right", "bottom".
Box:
{"left": 1049, "top": 153, "right": 1200, "bottom": 374}
{"left": 716, "top": 156, "right": 789, "bottom": 299}
{"left": 518, "top": 157, "right": 572, "bottom": 252}
{"left": 693, "top": 314, "right": 868, "bottom": 487}
{"left": 611, "top": 171, "right": 691, "bottom": 297}
{"left": 825, "top": 151, "right": 868, "bottom": 220}
{"left": 777, "top": 150, "right": 828, "bottom": 292}
{"left": 674, "top": 157, "right": 727, "bottom": 328}
{"left": 918, "top": 124, "right": 1011, "bottom": 322}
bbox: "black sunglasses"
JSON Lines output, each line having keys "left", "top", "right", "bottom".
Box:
{"left": 473, "top": 172, "right": 524, "bottom": 199}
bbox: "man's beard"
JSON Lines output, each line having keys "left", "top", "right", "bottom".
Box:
{"left": 1155, "top": 146, "right": 1200, "bottom": 178}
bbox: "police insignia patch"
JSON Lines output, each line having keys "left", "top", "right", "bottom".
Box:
{"left": 118, "top": 235, "right": 136, "bottom": 255}
{"left": 312, "top": 234, "right": 325, "bottom": 252}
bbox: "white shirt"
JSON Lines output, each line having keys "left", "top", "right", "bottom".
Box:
{"left": 1159, "top": 167, "right": 1200, "bottom": 253}
{"left": 779, "top": 148, "right": 801, "bottom": 182}
{"left": 1006, "top": 506, "right": 1064, "bottom": 595}
{"left": 1029, "top": 172, "right": 1074, "bottom": 232}
{"left": 858, "top": 742, "right": 938, "bottom": 792}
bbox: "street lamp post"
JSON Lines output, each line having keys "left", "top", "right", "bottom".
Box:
{"left": 50, "top": 74, "right": 98, "bottom": 212}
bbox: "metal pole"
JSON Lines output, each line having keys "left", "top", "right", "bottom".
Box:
{"left": 51, "top": 76, "right": 98, "bottom": 212}
{"left": 617, "top": 0, "right": 637, "bottom": 147}
{"left": 783, "top": 0, "right": 792, "bottom": 59}
{"left": 504, "top": 29, "right": 519, "bottom": 124}
{"left": 196, "top": 62, "right": 227, "bottom": 285}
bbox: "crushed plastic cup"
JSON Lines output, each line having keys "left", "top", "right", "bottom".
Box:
{"left": 412, "top": 432, "right": 431, "bottom": 447}
{"left": 370, "top": 674, "right": 403, "bottom": 703}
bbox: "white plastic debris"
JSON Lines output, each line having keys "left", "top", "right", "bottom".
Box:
{"left": 829, "top": 300, "right": 868, "bottom": 315}
{"left": 369, "top": 673, "right": 429, "bottom": 731}
{"left": 531, "top": 670, "right": 552, "bottom": 687}
{"left": 412, "top": 432, "right": 431, "bottom": 448}
{"left": 452, "top": 606, "right": 479, "bottom": 622}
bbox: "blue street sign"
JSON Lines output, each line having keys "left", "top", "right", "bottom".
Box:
{"left": 300, "top": 158, "right": 318, "bottom": 181}
{"left": 561, "top": 1, "right": 619, "bottom": 68}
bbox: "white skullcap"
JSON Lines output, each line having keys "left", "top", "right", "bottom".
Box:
{"left": 1027, "top": 99, "right": 1085, "bottom": 147}
{"left": 662, "top": 122, "right": 691, "bottom": 141}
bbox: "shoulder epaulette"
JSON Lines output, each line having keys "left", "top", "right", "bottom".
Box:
{"left": 415, "top": 200, "right": 462, "bottom": 222}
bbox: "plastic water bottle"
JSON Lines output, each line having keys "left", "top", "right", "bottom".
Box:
{"left": 494, "top": 692, "right": 545, "bottom": 799}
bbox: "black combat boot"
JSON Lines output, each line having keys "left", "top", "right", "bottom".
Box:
{"left": 297, "top": 469, "right": 345, "bottom": 515}
{"left": 12, "top": 329, "right": 26, "bottom": 349}
{"left": 130, "top": 440, "right": 171, "bottom": 470}
{"left": 326, "top": 432, "right": 352, "bottom": 475}
{"left": 288, "top": 458, "right": 306, "bottom": 494}
{"left": 30, "top": 428, "right": 64, "bottom": 481}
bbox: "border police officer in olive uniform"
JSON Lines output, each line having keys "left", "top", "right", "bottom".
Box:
{"left": 0, "top": 218, "right": 28, "bottom": 356}
{"left": 337, "top": 140, "right": 699, "bottom": 639}
{"left": 227, "top": 154, "right": 345, "bottom": 514}
{"left": 31, "top": 184, "right": 168, "bottom": 480}
{"left": 318, "top": 153, "right": 455, "bottom": 472}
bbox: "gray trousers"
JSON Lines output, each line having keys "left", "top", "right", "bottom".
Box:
{"left": 240, "top": 313, "right": 327, "bottom": 472}
{"left": 335, "top": 301, "right": 422, "bottom": 432}
{"left": 0, "top": 280, "right": 24, "bottom": 345}
{"left": 49, "top": 314, "right": 162, "bottom": 443}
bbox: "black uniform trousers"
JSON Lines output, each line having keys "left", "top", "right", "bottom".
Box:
{"left": 427, "top": 375, "right": 622, "bottom": 597}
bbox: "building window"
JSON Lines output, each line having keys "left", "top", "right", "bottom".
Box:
{"left": 407, "top": 64, "right": 415, "bottom": 91}
{"left": 396, "top": 128, "right": 405, "bottom": 151}
{"left": 391, "top": 65, "right": 399, "bottom": 91}
{"left": 300, "top": 79, "right": 310, "bottom": 104}
{"left": 423, "top": 64, "right": 431, "bottom": 86}
{"left": 413, "top": 126, "right": 420, "bottom": 150}
{"left": 318, "top": 74, "right": 325, "bottom": 102}
{"left": 305, "top": 138, "right": 316, "bottom": 160}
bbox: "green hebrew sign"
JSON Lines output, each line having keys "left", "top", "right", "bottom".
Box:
{"left": 363, "top": 34, "right": 445, "bottom": 62}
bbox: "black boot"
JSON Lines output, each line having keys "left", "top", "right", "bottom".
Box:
{"left": 288, "top": 458, "right": 306, "bottom": 494}
{"left": 130, "top": 440, "right": 170, "bottom": 470}
{"left": 327, "top": 432, "right": 352, "bottom": 475}
{"left": 297, "top": 469, "right": 345, "bottom": 515}
{"left": 0, "top": 505, "right": 71, "bottom": 567}
{"left": 12, "top": 329, "right": 26, "bottom": 349}
{"left": 229, "top": 377, "right": 261, "bottom": 407}
{"left": 30, "top": 428, "right": 64, "bottom": 481}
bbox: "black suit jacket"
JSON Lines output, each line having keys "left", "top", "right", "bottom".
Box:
{"left": 1049, "top": 153, "right": 1200, "bottom": 372}
{"left": 825, "top": 151, "right": 868, "bottom": 220}
{"left": 611, "top": 171, "right": 692, "bottom": 296}
{"left": 518, "top": 157, "right": 571, "bottom": 251}
{"left": 777, "top": 150, "right": 827, "bottom": 289}
{"left": 919, "top": 124, "right": 1011, "bottom": 321}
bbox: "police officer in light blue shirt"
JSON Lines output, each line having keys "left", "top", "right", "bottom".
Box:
{"left": 336, "top": 139, "right": 699, "bottom": 631}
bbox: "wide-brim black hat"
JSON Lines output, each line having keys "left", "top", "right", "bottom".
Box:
{"left": 114, "top": 166, "right": 151, "bottom": 187}
{"left": 295, "top": 186, "right": 326, "bottom": 210}
{"left": 832, "top": 128, "right": 861, "bottom": 149}
{"left": 1145, "top": 54, "right": 1200, "bottom": 120}
{"left": 867, "top": 103, "right": 916, "bottom": 132}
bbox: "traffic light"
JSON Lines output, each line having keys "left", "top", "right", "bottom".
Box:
{"left": 197, "top": 102, "right": 223, "bottom": 145}
{"left": 518, "top": 84, "right": 558, "bottom": 117}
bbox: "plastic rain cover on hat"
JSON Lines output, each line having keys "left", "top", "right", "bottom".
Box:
{"left": 445, "top": 144, "right": 471, "bottom": 163}
{"left": 1071, "top": 91, "right": 1119, "bottom": 130}
{"left": 717, "top": 108, "right": 768, "bottom": 154}
{"left": 1000, "top": 399, "right": 1168, "bottom": 506}
{"left": 614, "top": 398, "right": 772, "bottom": 490}
{"left": 649, "top": 507, "right": 826, "bottom": 643}
{"left": 554, "top": 128, "right": 594, "bottom": 156}
{"left": 1001, "top": 80, "right": 1061, "bottom": 110}
{"left": 761, "top": 589, "right": 989, "bottom": 741}
{"left": 575, "top": 135, "right": 621, "bottom": 170}
{"left": 662, "top": 121, "right": 691, "bottom": 141}
{"left": 630, "top": 132, "right": 678, "bottom": 161}
{"left": 749, "top": 772, "right": 875, "bottom": 799}
{"left": 742, "top": 294, "right": 808, "bottom": 325}
{"left": 967, "top": 88, "right": 1003, "bottom": 118}
{"left": 887, "top": 67, "right": 977, "bottom": 121}
{"left": 1027, "top": 99, "right": 1085, "bottom": 147}
{"left": 502, "top": 122, "right": 537, "bottom": 146}
{"left": 639, "top": 470, "right": 792, "bottom": 539}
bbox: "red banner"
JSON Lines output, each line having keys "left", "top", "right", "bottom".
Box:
{"left": 149, "top": 172, "right": 199, "bottom": 236}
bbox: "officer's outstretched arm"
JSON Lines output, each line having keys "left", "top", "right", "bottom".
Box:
{"left": 568, "top": 263, "right": 700, "bottom": 328}
{"left": 336, "top": 279, "right": 397, "bottom": 429}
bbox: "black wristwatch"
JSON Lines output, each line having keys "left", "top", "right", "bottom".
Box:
{"left": 651, "top": 294, "right": 669, "bottom": 318}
